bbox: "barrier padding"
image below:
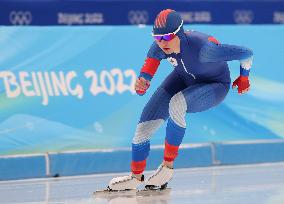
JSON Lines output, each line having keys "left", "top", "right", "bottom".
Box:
{"left": 0, "top": 155, "right": 46, "bottom": 180}
{"left": 214, "top": 140, "right": 284, "bottom": 165}
{"left": 1, "top": 140, "right": 284, "bottom": 180}
{"left": 49, "top": 150, "right": 132, "bottom": 176}
{"left": 49, "top": 144, "right": 213, "bottom": 177}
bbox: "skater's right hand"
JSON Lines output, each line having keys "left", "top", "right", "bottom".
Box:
{"left": 135, "top": 77, "right": 150, "bottom": 96}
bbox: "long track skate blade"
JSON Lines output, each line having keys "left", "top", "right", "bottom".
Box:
{"left": 145, "top": 182, "right": 168, "bottom": 190}
{"left": 93, "top": 187, "right": 137, "bottom": 198}
{"left": 137, "top": 187, "right": 171, "bottom": 196}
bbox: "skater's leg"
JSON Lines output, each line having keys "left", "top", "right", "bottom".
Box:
{"left": 108, "top": 88, "right": 172, "bottom": 191}
{"left": 145, "top": 82, "right": 229, "bottom": 186}
{"left": 164, "top": 82, "right": 230, "bottom": 163}
{"left": 131, "top": 87, "right": 171, "bottom": 176}
{"left": 131, "top": 70, "right": 187, "bottom": 176}
{"left": 163, "top": 90, "right": 187, "bottom": 164}
{"left": 108, "top": 71, "right": 187, "bottom": 190}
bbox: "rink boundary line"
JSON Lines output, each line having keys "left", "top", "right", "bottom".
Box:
{"left": 0, "top": 143, "right": 210, "bottom": 158}
{"left": 1, "top": 138, "right": 283, "bottom": 158}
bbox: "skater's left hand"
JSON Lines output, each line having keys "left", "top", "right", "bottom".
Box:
{"left": 232, "top": 75, "right": 250, "bottom": 95}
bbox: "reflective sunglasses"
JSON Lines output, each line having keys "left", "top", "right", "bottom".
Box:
{"left": 153, "top": 33, "right": 176, "bottom": 42}
{"left": 152, "top": 20, "right": 183, "bottom": 42}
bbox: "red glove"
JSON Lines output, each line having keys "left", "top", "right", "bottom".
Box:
{"left": 135, "top": 77, "right": 150, "bottom": 96}
{"left": 232, "top": 76, "right": 250, "bottom": 94}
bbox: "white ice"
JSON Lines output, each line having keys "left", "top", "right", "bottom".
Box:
{"left": 0, "top": 162, "right": 284, "bottom": 204}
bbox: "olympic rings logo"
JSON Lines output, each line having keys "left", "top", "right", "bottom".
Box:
{"left": 128, "top": 10, "right": 149, "bottom": 25}
{"left": 234, "top": 10, "right": 254, "bottom": 24}
{"left": 9, "top": 11, "right": 32, "bottom": 25}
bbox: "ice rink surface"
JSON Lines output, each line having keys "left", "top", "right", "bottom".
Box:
{"left": 1, "top": 162, "right": 284, "bottom": 204}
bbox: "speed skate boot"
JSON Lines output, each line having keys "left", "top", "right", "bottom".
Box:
{"left": 108, "top": 174, "right": 144, "bottom": 191}
{"left": 144, "top": 164, "right": 174, "bottom": 190}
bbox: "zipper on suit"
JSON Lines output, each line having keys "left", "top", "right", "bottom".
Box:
{"left": 181, "top": 59, "right": 196, "bottom": 80}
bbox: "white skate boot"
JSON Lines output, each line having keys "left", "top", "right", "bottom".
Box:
{"left": 144, "top": 164, "right": 174, "bottom": 190}
{"left": 93, "top": 174, "right": 144, "bottom": 197}
{"left": 108, "top": 174, "right": 144, "bottom": 191}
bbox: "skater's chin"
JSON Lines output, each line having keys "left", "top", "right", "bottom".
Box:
{"left": 163, "top": 48, "right": 172, "bottom": 54}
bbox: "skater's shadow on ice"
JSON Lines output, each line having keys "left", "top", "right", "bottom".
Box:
{"left": 93, "top": 188, "right": 171, "bottom": 204}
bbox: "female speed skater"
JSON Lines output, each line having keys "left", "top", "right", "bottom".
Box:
{"left": 108, "top": 9, "right": 253, "bottom": 191}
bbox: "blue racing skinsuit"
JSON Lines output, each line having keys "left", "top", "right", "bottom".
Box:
{"left": 131, "top": 30, "right": 253, "bottom": 174}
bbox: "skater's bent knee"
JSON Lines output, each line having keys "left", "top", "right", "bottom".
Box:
{"left": 169, "top": 92, "right": 187, "bottom": 128}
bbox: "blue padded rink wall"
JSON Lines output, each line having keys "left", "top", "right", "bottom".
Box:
{"left": 1, "top": 0, "right": 284, "bottom": 203}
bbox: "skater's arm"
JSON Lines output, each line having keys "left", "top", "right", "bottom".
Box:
{"left": 199, "top": 37, "right": 253, "bottom": 75}
{"left": 139, "top": 57, "right": 161, "bottom": 81}
{"left": 136, "top": 42, "right": 165, "bottom": 95}
{"left": 199, "top": 37, "right": 253, "bottom": 67}
{"left": 139, "top": 42, "right": 166, "bottom": 81}
{"left": 199, "top": 37, "right": 253, "bottom": 94}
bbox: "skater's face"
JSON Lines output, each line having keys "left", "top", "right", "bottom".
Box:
{"left": 155, "top": 35, "right": 180, "bottom": 54}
